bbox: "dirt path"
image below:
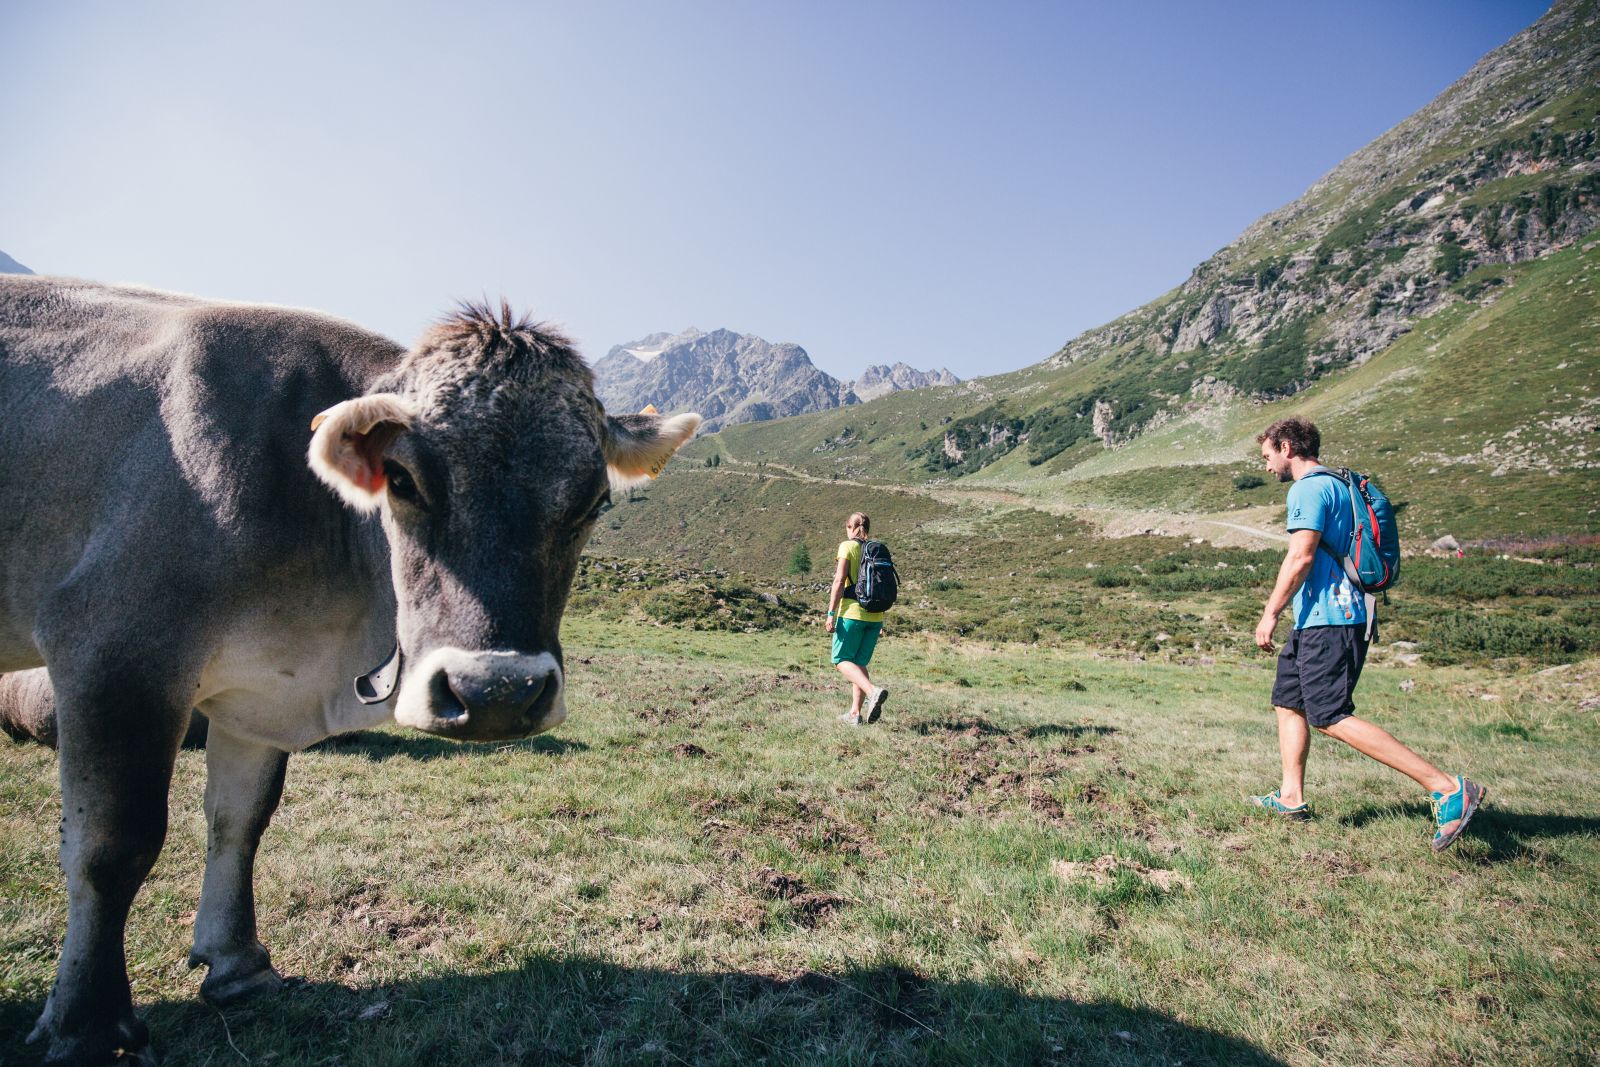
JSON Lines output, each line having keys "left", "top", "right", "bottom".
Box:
{"left": 706, "top": 445, "right": 1288, "bottom": 547}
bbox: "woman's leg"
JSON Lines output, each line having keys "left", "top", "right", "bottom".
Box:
{"left": 837, "top": 660, "right": 872, "bottom": 716}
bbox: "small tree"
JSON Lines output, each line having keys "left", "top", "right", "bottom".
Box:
{"left": 788, "top": 542, "right": 812, "bottom": 575}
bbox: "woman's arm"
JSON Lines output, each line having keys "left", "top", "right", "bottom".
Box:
{"left": 827, "top": 555, "right": 850, "bottom": 632}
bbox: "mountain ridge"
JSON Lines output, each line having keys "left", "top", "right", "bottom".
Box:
{"left": 591, "top": 327, "right": 958, "bottom": 429}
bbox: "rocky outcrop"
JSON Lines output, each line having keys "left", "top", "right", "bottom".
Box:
{"left": 592, "top": 327, "right": 858, "bottom": 432}
{"left": 1171, "top": 297, "right": 1233, "bottom": 353}
{"left": 1091, "top": 399, "right": 1116, "bottom": 448}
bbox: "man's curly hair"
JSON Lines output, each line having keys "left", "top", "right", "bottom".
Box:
{"left": 1256, "top": 417, "right": 1321, "bottom": 460}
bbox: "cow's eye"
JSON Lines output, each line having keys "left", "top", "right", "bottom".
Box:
{"left": 384, "top": 462, "right": 423, "bottom": 507}
{"left": 569, "top": 493, "right": 609, "bottom": 542}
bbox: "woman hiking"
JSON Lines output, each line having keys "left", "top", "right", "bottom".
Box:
{"left": 826, "top": 512, "right": 889, "bottom": 726}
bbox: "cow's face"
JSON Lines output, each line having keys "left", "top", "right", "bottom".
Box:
{"left": 308, "top": 304, "right": 699, "bottom": 741}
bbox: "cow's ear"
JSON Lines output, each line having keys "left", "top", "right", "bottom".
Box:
{"left": 307, "top": 394, "right": 417, "bottom": 512}
{"left": 602, "top": 411, "right": 702, "bottom": 491}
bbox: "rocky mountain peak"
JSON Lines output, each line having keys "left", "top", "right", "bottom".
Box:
{"left": 591, "top": 327, "right": 857, "bottom": 431}
{"left": 593, "top": 328, "right": 963, "bottom": 430}
{"left": 852, "top": 362, "right": 960, "bottom": 401}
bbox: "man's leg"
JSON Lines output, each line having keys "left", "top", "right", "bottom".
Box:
{"left": 1318, "top": 716, "right": 1456, "bottom": 794}
{"left": 1276, "top": 705, "right": 1310, "bottom": 806}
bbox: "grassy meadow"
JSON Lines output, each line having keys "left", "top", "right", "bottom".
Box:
{"left": 3, "top": 615, "right": 1598, "bottom": 1065}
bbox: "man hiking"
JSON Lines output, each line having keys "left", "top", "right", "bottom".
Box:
{"left": 826, "top": 512, "right": 889, "bottom": 726}
{"left": 1251, "top": 417, "right": 1485, "bottom": 852}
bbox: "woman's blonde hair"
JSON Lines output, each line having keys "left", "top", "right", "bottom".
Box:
{"left": 847, "top": 512, "right": 870, "bottom": 536}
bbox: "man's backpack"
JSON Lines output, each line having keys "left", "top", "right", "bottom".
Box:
{"left": 1305, "top": 467, "right": 1401, "bottom": 593}
{"left": 846, "top": 538, "right": 899, "bottom": 613}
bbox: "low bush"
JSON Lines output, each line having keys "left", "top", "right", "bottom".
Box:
{"left": 1423, "top": 611, "right": 1588, "bottom": 665}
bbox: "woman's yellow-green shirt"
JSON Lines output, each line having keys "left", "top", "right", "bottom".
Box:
{"left": 835, "top": 540, "right": 887, "bottom": 623}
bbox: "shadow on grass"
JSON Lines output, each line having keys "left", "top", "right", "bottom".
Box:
{"left": 309, "top": 730, "right": 589, "bottom": 762}
{"left": 908, "top": 718, "right": 1119, "bottom": 741}
{"left": 0, "top": 957, "right": 1288, "bottom": 1067}
{"left": 1340, "top": 802, "right": 1599, "bottom": 863}
{"left": 1025, "top": 723, "right": 1119, "bottom": 741}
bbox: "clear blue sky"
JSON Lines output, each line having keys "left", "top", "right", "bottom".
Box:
{"left": 0, "top": 0, "right": 1551, "bottom": 381}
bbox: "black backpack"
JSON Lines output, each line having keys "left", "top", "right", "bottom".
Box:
{"left": 846, "top": 538, "right": 899, "bottom": 613}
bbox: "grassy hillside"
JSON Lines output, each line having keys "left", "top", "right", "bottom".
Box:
{"left": 672, "top": 224, "right": 1598, "bottom": 544}
{"left": 995, "top": 240, "right": 1600, "bottom": 541}
{"left": 586, "top": 472, "right": 1600, "bottom": 668}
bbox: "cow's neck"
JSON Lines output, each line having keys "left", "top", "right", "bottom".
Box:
{"left": 314, "top": 507, "right": 403, "bottom": 740}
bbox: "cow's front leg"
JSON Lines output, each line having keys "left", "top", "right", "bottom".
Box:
{"left": 29, "top": 673, "right": 188, "bottom": 1067}
{"left": 189, "top": 726, "right": 289, "bottom": 1005}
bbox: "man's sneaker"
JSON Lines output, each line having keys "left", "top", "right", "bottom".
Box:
{"left": 866, "top": 686, "right": 889, "bottom": 724}
{"left": 839, "top": 711, "right": 861, "bottom": 727}
{"left": 1431, "top": 776, "right": 1487, "bottom": 853}
{"left": 1248, "top": 789, "right": 1311, "bottom": 821}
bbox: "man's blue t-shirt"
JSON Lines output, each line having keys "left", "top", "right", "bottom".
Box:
{"left": 1285, "top": 469, "right": 1366, "bottom": 630}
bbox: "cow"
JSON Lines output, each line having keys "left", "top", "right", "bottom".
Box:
{"left": 0, "top": 275, "right": 700, "bottom": 1066}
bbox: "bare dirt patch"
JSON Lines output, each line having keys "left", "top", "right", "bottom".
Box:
{"left": 1051, "top": 855, "right": 1193, "bottom": 892}
{"left": 750, "top": 866, "right": 848, "bottom": 928}
{"left": 698, "top": 793, "right": 881, "bottom": 859}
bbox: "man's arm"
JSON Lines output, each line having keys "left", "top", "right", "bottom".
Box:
{"left": 1256, "top": 529, "right": 1321, "bottom": 651}
{"left": 826, "top": 555, "right": 850, "bottom": 633}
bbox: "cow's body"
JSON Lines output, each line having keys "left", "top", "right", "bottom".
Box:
{"left": 0, "top": 275, "right": 699, "bottom": 1064}
{"left": 1, "top": 278, "right": 401, "bottom": 742}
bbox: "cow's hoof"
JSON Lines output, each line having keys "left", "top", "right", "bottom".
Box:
{"left": 30, "top": 1011, "right": 156, "bottom": 1066}
{"left": 199, "top": 961, "right": 285, "bottom": 1006}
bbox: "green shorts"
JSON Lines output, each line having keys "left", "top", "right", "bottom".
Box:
{"left": 831, "top": 618, "right": 883, "bottom": 666}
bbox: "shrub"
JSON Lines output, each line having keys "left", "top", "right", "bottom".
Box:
{"left": 1434, "top": 241, "right": 1471, "bottom": 282}
{"left": 1217, "top": 317, "right": 1310, "bottom": 396}
{"left": 1233, "top": 474, "right": 1265, "bottom": 491}
{"left": 1425, "top": 611, "right": 1585, "bottom": 665}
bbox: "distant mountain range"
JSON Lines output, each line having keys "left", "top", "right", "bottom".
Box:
{"left": 0, "top": 250, "right": 33, "bottom": 275}
{"left": 591, "top": 327, "right": 957, "bottom": 431}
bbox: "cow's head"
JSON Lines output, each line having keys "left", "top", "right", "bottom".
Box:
{"left": 307, "top": 301, "right": 699, "bottom": 741}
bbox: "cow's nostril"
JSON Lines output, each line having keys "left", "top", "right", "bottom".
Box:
{"left": 519, "top": 673, "right": 553, "bottom": 724}
{"left": 432, "top": 670, "right": 468, "bottom": 721}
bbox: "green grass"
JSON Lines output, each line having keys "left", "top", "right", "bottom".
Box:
{"left": 5, "top": 620, "right": 1597, "bottom": 1065}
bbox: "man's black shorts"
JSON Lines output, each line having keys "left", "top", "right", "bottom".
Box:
{"left": 1271, "top": 624, "right": 1371, "bottom": 727}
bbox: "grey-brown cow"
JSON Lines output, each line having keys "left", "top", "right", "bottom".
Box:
{"left": 0, "top": 276, "right": 699, "bottom": 1065}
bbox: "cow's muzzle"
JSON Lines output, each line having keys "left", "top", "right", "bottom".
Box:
{"left": 393, "top": 648, "right": 566, "bottom": 741}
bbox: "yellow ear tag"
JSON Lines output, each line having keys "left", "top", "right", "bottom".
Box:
{"left": 640, "top": 404, "right": 658, "bottom": 414}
